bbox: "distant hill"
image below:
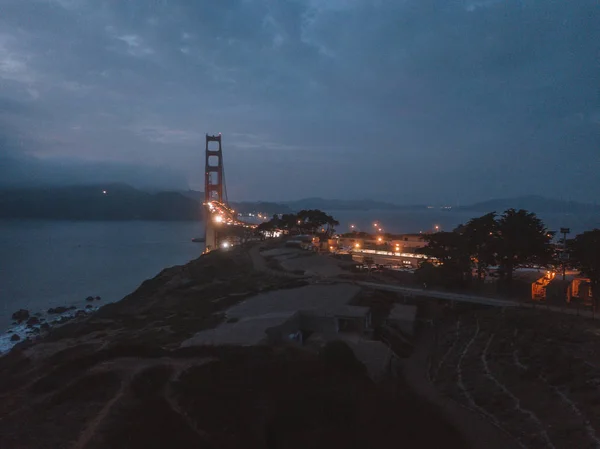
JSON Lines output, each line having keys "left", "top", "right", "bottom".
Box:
{"left": 460, "top": 195, "right": 600, "bottom": 214}
{"left": 0, "top": 184, "right": 202, "bottom": 221}
{"left": 284, "top": 197, "right": 425, "bottom": 211}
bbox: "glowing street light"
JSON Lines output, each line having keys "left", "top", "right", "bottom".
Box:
{"left": 214, "top": 215, "right": 224, "bottom": 223}
{"left": 354, "top": 243, "right": 360, "bottom": 248}
{"left": 377, "top": 237, "right": 382, "bottom": 242}
{"left": 221, "top": 241, "right": 230, "bottom": 249}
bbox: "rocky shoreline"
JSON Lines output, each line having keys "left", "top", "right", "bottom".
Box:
{"left": 1, "top": 297, "right": 103, "bottom": 354}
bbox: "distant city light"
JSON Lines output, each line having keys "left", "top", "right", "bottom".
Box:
{"left": 102, "top": 190, "right": 107, "bottom": 195}
{"left": 373, "top": 223, "right": 378, "bottom": 227}
{"left": 214, "top": 215, "right": 224, "bottom": 223}
{"left": 355, "top": 243, "right": 360, "bottom": 248}
{"left": 377, "top": 237, "right": 382, "bottom": 242}
{"left": 221, "top": 241, "right": 230, "bottom": 248}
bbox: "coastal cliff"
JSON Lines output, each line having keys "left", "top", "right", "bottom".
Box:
{"left": 0, "top": 246, "right": 467, "bottom": 449}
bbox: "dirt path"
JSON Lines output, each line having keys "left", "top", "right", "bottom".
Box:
{"left": 400, "top": 328, "right": 523, "bottom": 449}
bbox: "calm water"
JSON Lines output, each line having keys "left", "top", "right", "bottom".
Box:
{"left": 0, "top": 220, "right": 204, "bottom": 329}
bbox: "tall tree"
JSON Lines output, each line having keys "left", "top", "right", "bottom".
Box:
{"left": 495, "top": 209, "right": 554, "bottom": 282}
{"left": 570, "top": 229, "right": 600, "bottom": 311}
{"left": 419, "top": 231, "right": 472, "bottom": 287}
{"left": 461, "top": 212, "right": 498, "bottom": 281}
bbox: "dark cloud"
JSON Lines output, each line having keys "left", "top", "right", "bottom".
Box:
{"left": 0, "top": 0, "right": 598, "bottom": 202}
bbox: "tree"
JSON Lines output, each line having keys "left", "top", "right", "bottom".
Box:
{"left": 418, "top": 231, "right": 472, "bottom": 287}
{"left": 255, "top": 209, "right": 338, "bottom": 238}
{"left": 461, "top": 212, "right": 498, "bottom": 281}
{"left": 495, "top": 209, "right": 554, "bottom": 282}
{"left": 325, "top": 215, "right": 340, "bottom": 236}
{"left": 570, "top": 229, "right": 600, "bottom": 311}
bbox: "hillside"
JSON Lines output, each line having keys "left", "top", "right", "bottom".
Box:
{"left": 0, "top": 246, "right": 469, "bottom": 449}
{"left": 0, "top": 184, "right": 202, "bottom": 221}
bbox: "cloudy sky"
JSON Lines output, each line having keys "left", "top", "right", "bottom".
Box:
{"left": 0, "top": 0, "right": 598, "bottom": 204}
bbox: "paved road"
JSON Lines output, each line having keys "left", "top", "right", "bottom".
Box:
{"left": 357, "top": 282, "right": 520, "bottom": 308}
{"left": 358, "top": 281, "right": 600, "bottom": 320}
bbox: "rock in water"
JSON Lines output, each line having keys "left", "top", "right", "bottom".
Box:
{"left": 10, "top": 334, "right": 20, "bottom": 342}
{"left": 26, "top": 317, "right": 40, "bottom": 327}
{"left": 48, "top": 306, "right": 69, "bottom": 314}
{"left": 86, "top": 296, "right": 94, "bottom": 302}
{"left": 12, "top": 309, "right": 30, "bottom": 322}
{"left": 85, "top": 304, "right": 94, "bottom": 309}
{"left": 95, "top": 296, "right": 102, "bottom": 301}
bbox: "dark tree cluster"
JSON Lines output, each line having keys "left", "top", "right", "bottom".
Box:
{"left": 255, "top": 210, "right": 339, "bottom": 237}
{"left": 417, "top": 209, "right": 555, "bottom": 288}
{"left": 569, "top": 229, "right": 600, "bottom": 310}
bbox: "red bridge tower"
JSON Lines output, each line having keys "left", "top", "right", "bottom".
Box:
{"left": 204, "top": 133, "right": 224, "bottom": 252}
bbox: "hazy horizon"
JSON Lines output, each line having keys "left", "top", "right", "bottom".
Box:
{"left": 1, "top": 0, "right": 599, "bottom": 204}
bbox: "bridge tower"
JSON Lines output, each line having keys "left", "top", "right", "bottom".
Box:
{"left": 204, "top": 133, "right": 224, "bottom": 253}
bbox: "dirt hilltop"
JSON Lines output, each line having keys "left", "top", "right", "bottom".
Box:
{"left": 0, "top": 244, "right": 468, "bottom": 449}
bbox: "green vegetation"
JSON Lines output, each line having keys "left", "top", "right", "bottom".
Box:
{"left": 256, "top": 209, "right": 339, "bottom": 237}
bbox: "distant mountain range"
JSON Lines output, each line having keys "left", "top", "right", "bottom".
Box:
{"left": 0, "top": 186, "right": 598, "bottom": 221}
{"left": 283, "top": 197, "right": 420, "bottom": 211}
{"left": 0, "top": 184, "right": 202, "bottom": 221}
{"left": 458, "top": 195, "right": 600, "bottom": 214}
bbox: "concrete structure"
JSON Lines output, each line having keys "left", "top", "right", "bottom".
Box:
{"left": 181, "top": 284, "right": 362, "bottom": 347}
{"left": 546, "top": 276, "right": 594, "bottom": 305}
{"left": 386, "top": 304, "right": 418, "bottom": 336}
{"left": 204, "top": 134, "right": 224, "bottom": 253}
{"left": 180, "top": 283, "right": 393, "bottom": 380}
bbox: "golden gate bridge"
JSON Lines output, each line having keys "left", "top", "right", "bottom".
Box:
{"left": 203, "top": 134, "right": 257, "bottom": 253}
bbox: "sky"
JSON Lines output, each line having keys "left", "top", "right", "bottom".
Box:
{"left": 0, "top": 0, "right": 599, "bottom": 204}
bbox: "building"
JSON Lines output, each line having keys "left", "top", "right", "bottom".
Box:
{"left": 337, "top": 233, "right": 427, "bottom": 253}
{"left": 264, "top": 305, "right": 372, "bottom": 346}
